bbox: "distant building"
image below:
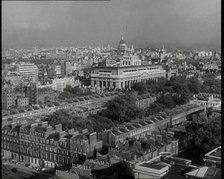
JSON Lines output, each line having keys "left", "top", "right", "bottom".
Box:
{"left": 202, "top": 62, "right": 219, "bottom": 71}
{"left": 17, "top": 63, "right": 39, "bottom": 83}
{"left": 2, "top": 85, "right": 16, "bottom": 110}
{"left": 91, "top": 38, "right": 166, "bottom": 90}
{"left": 24, "top": 83, "right": 38, "bottom": 105}
{"left": 91, "top": 65, "right": 166, "bottom": 90}
{"left": 37, "top": 88, "right": 59, "bottom": 104}
{"left": 16, "top": 97, "right": 29, "bottom": 107}
{"left": 52, "top": 77, "right": 79, "bottom": 92}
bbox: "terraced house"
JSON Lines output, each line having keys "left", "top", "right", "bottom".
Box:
{"left": 102, "top": 112, "right": 170, "bottom": 147}
{"left": 2, "top": 122, "right": 21, "bottom": 161}
{"left": 19, "top": 121, "right": 63, "bottom": 168}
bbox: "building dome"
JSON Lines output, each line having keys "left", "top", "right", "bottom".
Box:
{"left": 118, "top": 37, "right": 127, "bottom": 54}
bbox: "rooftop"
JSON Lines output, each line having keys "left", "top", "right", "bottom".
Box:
{"left": 47, "top": 133, "right": 60, "bottom": 141}
{"left": 139, "top": 161, "right": 168, "bottom": 170}
{"left": 139, "top": 121, "right": 147, "bottom": 126}
{"left": 35, "top": 126, "right": 47, "bottom": 133}
{"left": 205, "top": 146, "right": 221, "bottom": 158}
{"left": 2, "top": 124, "right": 12, "bottom": 132}
{"left": 162, "top": 156, "right": 191, "bottom": 166}
{"left": 185, "top": 166, "right": 221, "bottom": 179}
{"left": 111, "top": 130, "right": 121, "bottom": 136}
{"left": 132, "top": 123, "right": 141, "bottom": 128}
{"left": 126, "top": 125, "right": 135, "bottom": 131}
{"left": 95, "top": 64, "right": 161, "bottom": 69}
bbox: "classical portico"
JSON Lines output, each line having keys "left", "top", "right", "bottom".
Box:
{"left": 91, "top": 65, "right": 166, "bottom": 90}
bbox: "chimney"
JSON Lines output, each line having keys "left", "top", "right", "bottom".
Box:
{"left": 30, "top": 123, "right": 38, "bottom": 133}
{"left": 60, "top": 131, "right": 67, "bottom": 138}
{"left": 156, "top": 134, "right": 163, "bottom": 142}
{"left": 45, "top": 126, "right": 53, "bottom": 137}
{"left": 11, "top": 122, "right": 17, "bottom": 129}
{"left": 35, "top": 119, "right": 41, "bottom": 123}
{"left": 46, "top": 126, "right": 53, "bottom": 132}
{"left": 68, "top": 129, "right": 75, "bottom": 135}
{"left": 82, "top": 129, "right": 89, "bottom": 134}
{"left": 72, "top": 131, "right": 80, "bottom": 138}
{"left": 31, "top": 123, "right": 38, "bottom": 128}
{"left": 21, "top": 121, "right": 28, "bottom": 128}
{"left": 55, "top": 124, "right": 62, "bottom": 132}
{"left": 41, "top": 121, "right": 48, "bottom": 127}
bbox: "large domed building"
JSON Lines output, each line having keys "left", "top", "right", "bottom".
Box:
{"left": 117, "top": 37, "right": 128, "bottom": 55}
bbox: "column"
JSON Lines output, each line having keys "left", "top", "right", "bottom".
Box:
{"left": 113, "top": 82, "right": 116, "bottom": 89}
{"left": 125, "top": 81, "right": 127, "bottom": 89}
{"left": 96, "top": 80, "right": 100, "bottom": 87}
{"left": 107, "top": 81, "right": 110, "bottom": 89}
{"left": 116, "top": 82, "right": 121, "bottom": 89}
{"left": 91, "top": 80, "right": 94, "bottom": 86}
{"left": 109, "top": 81, "right": 112, "bottom": 89}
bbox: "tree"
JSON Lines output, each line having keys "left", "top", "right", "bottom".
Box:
{"left": 181, "top": 114, "right": 221, "bottom": 154}
{"left": 187, "top": 77, "right": 200, "bottom": 94}
{"left": 131, "top": 82, "right": 148, "bottom": 94}
{"left": 157, "top": 94, "right": 176, "bottom": 108}
{"left": 102, "top": 94, "right": 143, "bottom": 123}
{"left": 144, "top": 102, "right": 166, "bottom": 116}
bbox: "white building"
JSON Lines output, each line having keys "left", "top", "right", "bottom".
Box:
{"left": 134, "top": 156, "right": 170, "bottom": 179}
{"left": 17, "top": 63, "right": 39, "bottom": 82}
{"left": 91, "top": 65, "right": 166, "bottom": 90}
{"left": 52, "top": 77, "right": 79, "bottom": 92}
{"left": 91, "top": 38, "right": 166, "bottom": 90}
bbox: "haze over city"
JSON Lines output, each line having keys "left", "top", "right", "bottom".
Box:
{"left": 2, "top": 0, "right": 221, "bottom": 50}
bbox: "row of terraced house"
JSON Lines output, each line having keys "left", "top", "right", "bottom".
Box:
{"left": 1, "top": 121, "right": 102, "bottom": 168}
{"left": 100, "top": 103, "right": 204, "bottom": 147}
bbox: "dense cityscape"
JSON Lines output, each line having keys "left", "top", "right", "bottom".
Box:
{"left": 2, "top": 1, "right": 221, "bottom": 179}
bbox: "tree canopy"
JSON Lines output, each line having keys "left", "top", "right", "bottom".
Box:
{"left": 101, "top": 94, "right": 143, "bottom": 123}
{"left": 42, "top": 109, "right": 114, "bottom": 132}
{"left": 179, "top": 113, "right": 221, "bottom": 155}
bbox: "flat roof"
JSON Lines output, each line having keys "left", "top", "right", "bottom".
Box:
{"left": 205, "top": 146, "right": 221, "bottom": 158}
{"left": 94, "top": 64, "right": 162, "bottom": 69}
{"left": 162, "top": 156, "right": 191, "bottom": 165}
{"left": 139, "top": 161, "right": 167, "bottom": 170}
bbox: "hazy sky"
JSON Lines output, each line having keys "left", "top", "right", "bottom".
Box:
{"left": 2, "top": 0, "right": 221, "bottom": 50}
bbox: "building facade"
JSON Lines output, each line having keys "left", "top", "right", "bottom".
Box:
{"left": 16, "top": 97, "right": 29, "bottom": 107}
{"left": 17, "top": 63, "right": 39, "bottom": 83}
{"left": 24, "top": 83, "right": 38, "bottom": 105}
{"left": 2, "top": 85, "right": 16, "bottom": 109}
{"left": 52, "top": 77, "right": 79, "bottom": 92}
{"left": 91, "top": 38, "right": 166, "bottom": 90}
{"left": 2, "top": 122, "right": 21, "bottom": 161}
{"left": 91, "top": 65, "right": 166, "bottom": 90}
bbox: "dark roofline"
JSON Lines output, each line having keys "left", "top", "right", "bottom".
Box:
{"left": 94, "top": 64, "right": 162, "bottom": 69}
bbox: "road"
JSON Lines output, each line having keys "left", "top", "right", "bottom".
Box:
{"left": 2, "top": 94, "right": 119, "bottom": 126}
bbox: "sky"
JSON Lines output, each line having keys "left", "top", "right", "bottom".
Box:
{"left": 2, "top": 0, "right": 221, "bottom": 50}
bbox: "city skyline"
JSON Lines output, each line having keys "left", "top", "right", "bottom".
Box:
{"left": 2, "top": 0, "right": 221, "bottom": 50}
